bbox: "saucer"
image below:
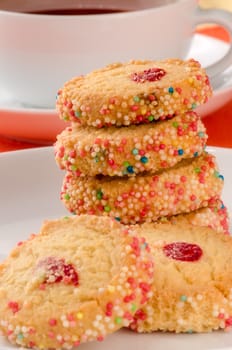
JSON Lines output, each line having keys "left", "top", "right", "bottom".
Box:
{"left": 0, "top": 91, "right": 66, "bottom": 144}
{"left": 0, "top": 33, "right": 231, "bottom": 144}
{"left": 186, "top": 33, "right": 232, "bottom": 90}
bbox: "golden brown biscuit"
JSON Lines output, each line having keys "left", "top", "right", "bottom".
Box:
{"left": 56, "top": 59, "right": 212, "bottom": 127}
{"left": 129, "top": 222, "right": 232, "bottom": 333}
{"left": 0, "top": 215, "right": 154, "bottom": 349}
{"left": 61, "top": 152, "right": 224, "bottom": 224}
{"left": 55, "top": 111, "right": 207, "bottom": 176}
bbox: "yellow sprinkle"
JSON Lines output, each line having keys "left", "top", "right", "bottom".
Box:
{"left": 141, "top": 107, "right": 147, "bottom": 115}
{"left": 76, "top": 312, "right": 83, "bottom": 320}
{"left": 108, "top": 285, "right": 115, "bottom": 293}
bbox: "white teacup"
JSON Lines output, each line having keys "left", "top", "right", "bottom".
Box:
{"left": 0, "top": 0, "right": 232, "bottom": 109}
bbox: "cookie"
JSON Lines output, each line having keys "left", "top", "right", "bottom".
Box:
{"left": 0, "top": 215, "right": 154, "bottom": 349}
{"left": 158, "top": 198, "right": 229, "bottom": 235}
{"left": 56, "top": 59, "right": 212, "bottom": 127}
{"left": 129, "top": 222, "right": 232, "bottom": 333}
{"left": 55, "top": 111, "right": 207, "bottom": 177}
{"left": 61, "top": 152, "right": 224, "bottom": 224}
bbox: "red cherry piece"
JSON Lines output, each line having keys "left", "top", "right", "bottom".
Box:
{"left": 36, "top": 257, "right": 79, "bottom": 286}
{"left": 163, "top": 242, "right": 203, "bottom": 262}
{"left": 131, "top": 68, "right": 166, "bottom": 83}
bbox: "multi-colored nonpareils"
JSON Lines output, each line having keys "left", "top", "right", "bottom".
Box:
{"left": 56, "top": 59, "right": 212, "bottom": 127}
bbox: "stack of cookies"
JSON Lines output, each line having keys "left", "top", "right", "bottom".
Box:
{"left": 0, "top": 60, "right": 231, "bottom": 350}
{"left": 54, "top": 59, "right": 229, "bottom": 233}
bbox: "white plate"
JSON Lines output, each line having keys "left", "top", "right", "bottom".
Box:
{"left": 0, "top": 33, "right": 232, "bottom": 144}
{"left": 0, "top": 146, "right": 232, "bottom": 350}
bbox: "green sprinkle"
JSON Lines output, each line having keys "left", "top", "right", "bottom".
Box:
{"left": 133, "top": 96, "right": 140, "bottom": 102}
{"left": 64, "top": 194, "right": 70, "bottom": 200}
{"left": 96, "top": 189, "right": 103, "bottom": 200}
{"left": 64, "top": 155, "right": 69, "bottom": 160}
{"left": 64, "top": 115, "right": 69, "bottom": 121}
{"left": 17, "top": 333, "right": 24, "bottom": 340}
{"left": 131, "top": 304, "right": 137, "bottom": 312}
{"left": 187, "top": 329, "right": 193, "bottom": 334}
{"left": 191, "top": 103, "right": 197, "bottom": 109}
{"left": 172, "top": 121, "right": 179, "bottom": 128}
{"left": 180, "top": 295, "right": 187, "bottom": 302}
{"left": 194, "top": 167, "right": 201, "bottom": 173}
{"left": 104, "top": 205, "right": 111, "bottom": 212}
{"left": 71, "top": 165, "right": 78, "bottom": 171}
{"left": 63, "top": 216, "right": 70, "bottom": 220}
{"left": 115, "top": 317, "right": 122, "bottom": 324}
{"left": 95, "top": 156, "right": 99, "bottom": 163}
{"left": 123, "top": 161, "right": 130, "bottom": 167}
{"left": 148, "top": 115, "right": 154, "bottom": 121}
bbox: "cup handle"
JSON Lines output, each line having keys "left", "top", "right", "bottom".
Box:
{"left": 194, "top": 7, "right": 232, "bottom": 88}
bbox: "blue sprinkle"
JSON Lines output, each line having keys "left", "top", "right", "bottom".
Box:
{"left": 193, "top": 152, "right": 198, "bottom": 157}
{"left": 198, "top": 131, "right": 205, "bottom": 138}
{"left": 115, "top": 217, "right": 121, "bottom": 221}
{"left": 180, "top": 295, "right": 187, "bottom": 302}
{"left": 178, "top": 149, "right": 184, "bottom": 156}
{"left": 132, "top": 148, "right": 139, "bottom": 155}
{"left": 75, "top": 111, "right": 81, "bottom": 118}
{"left": 219, "top": 174, "right": 224, "bottom": 180}
{"left": 221, "top": 203, "right": 225, "bottom": 209}
{"left": 140, "top": 156, "right": 148, "bottom": 164}
{"left": 168, "top": 86, "right": 174, "bottom": 94}
{"left": 141, "top": 242, "right": 148, "bottom": 250}
{"left": 127, "top": 165, "right": 134, "bottom": 174}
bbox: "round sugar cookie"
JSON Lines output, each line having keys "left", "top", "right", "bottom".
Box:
{"left": 61, "top": 152, "right": 224, "bottom": 224}
{"left": 55, "top": 111, "right": 207, "bottom": 177}
{"left": 0, "top": 215, "right": 154, "bottom": 349}
{"left": 56, "top": 59, "right": 212, "bottom": 127}
{"left": 129, "top": 222, "right": 232, "bottom": 333}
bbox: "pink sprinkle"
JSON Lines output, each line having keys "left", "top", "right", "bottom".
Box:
{"left": 94, "top": 138, "right": 102, "bottom": 145}
{"left": 8, "top": 301, "right": 20, "bottom": 313}
{"left": 108, "top": 159, "right": 115, "bottom": 166}
{"left": 131, "top": 105, "right": 139, "bottom": 111}
{"left": 49, "top": 318, "right": 57, "bottom": 326}
{"left": 97, "top": 336, "right": 104, "bottom": 342}
{"left": 159, "top": 144, "right": 166, "bottom": 150}
{"left": 180, "top": 175, "right": 187, "bottom": 182}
